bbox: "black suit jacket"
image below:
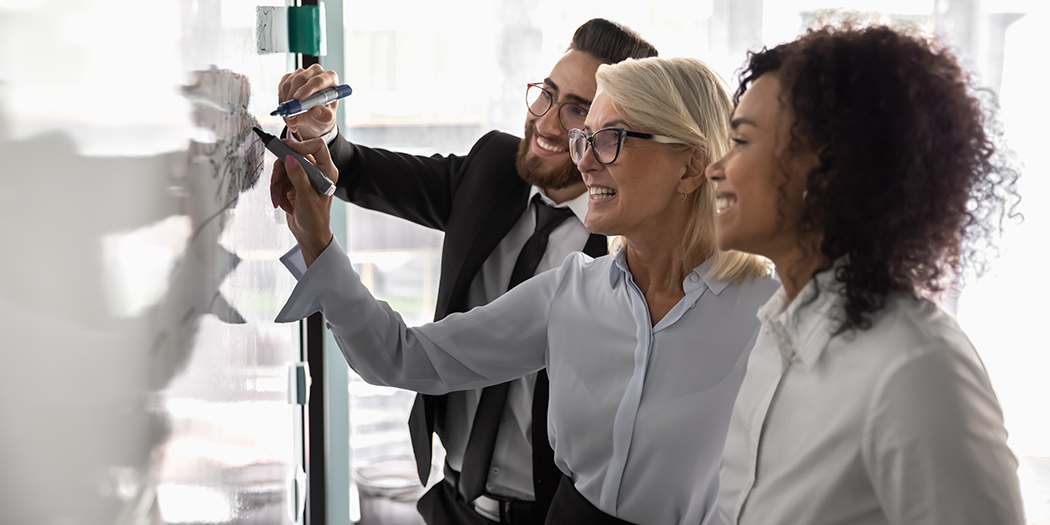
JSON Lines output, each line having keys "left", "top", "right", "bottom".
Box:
{"left": 328, "top": 129, "right": 606, "bottom": 516}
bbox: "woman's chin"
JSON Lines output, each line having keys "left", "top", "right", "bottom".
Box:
{"left": 713, "top": 232, "right": 743, "bottom": 254}
{"left": 583, "top": 218, "right": 617, "bottom": 238}
{"left": 717, "top": 236, "right": 767, "bottom": 258}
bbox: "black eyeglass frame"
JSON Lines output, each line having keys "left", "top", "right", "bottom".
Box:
{"left": 525, "top": 83, "right": 590, "bottom": 132}
{"left": 568, "top": 127, "right": 684, "bottom": 165}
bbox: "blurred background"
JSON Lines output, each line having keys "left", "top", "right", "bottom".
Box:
{"left": 1, "top": 0, "right": 1046, "bottom": 524}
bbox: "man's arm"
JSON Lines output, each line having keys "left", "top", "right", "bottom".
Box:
{"left": 327, "top": 129, "right": 517, "bottom": 232}
{"left": 274, "top": 65, "right": 521, "bottom": 233}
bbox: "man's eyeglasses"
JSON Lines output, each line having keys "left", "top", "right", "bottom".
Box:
{"left": 568, "top": 128, "right": 684, "bottom": 165}
{"left": 526, "top": 83, "right": 589, "bottom": 132}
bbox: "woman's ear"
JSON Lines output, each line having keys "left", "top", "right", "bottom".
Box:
{"left": 678, "top": 148, "right": 708, "bottom": 195}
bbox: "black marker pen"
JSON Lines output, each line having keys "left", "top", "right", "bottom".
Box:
{"left": 253, "top": 127, "right": 336, "bottom": 196}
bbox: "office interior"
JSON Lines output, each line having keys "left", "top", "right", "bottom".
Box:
{"left": 0, "top": 0, "right": 1046, "bottom": 523}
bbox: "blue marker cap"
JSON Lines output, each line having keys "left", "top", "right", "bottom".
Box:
{"left": 328, "top": 84, "right": 353, "bottom": 99}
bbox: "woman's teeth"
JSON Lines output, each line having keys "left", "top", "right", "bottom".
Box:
{"left": 589, "top": 187, "right": 616, "bottom": 200}
{"left": 716, "top": 197, "right": 735, "bottom": 214}
{"left": 537, "top": 136, "right": 565, "bottom": 152}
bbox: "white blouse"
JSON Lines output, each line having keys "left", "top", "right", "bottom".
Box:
{"left": 718, "top": 268, "right": 1025, "bottom": 525}
{"left": 277, "top": 239, "right": 779, "bottom": 525}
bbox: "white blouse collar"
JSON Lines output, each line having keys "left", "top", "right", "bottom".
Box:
{"left": 609, "top": 248, "right": 730, "bottom": 295}
{"left": 757, "top": 260, "right": 847, "bottom": 369}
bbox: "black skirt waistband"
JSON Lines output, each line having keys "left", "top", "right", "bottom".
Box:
{"left": 544, "top": 474, "right": 638, "bottom": 525}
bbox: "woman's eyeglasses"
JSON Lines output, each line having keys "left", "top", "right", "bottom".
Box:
{"left": 568, "top": 128, "right": 684, "bottom": 165}
{"left": 526, "top": 83, "right": 589, "bottom": 132}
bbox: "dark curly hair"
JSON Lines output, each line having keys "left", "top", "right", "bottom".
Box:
{"left": 735, "top": 23, "right": 1020, "bottom": 332}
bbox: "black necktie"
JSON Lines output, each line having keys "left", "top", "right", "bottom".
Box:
{"left": 457, "top": 194, "right": 575, "bottom": 502}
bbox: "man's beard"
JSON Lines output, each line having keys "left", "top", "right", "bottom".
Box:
{"left": 515, "top": 122, "right": 583, "bottom": 191}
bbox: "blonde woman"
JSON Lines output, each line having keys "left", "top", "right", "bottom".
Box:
{"left": 273, "top": 57, "right": 777, "bottom": 525}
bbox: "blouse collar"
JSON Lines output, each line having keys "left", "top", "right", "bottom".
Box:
{"left": 609, "top": 248, "right": 730, "bottom": 295}
{"left": 757, "top": 260, "right": 847, "bottom": 369}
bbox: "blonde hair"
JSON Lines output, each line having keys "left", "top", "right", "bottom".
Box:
{"left": 597, "top": 57, "right": 771, "bottom": 283}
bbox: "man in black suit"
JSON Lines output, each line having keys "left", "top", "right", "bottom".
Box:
{"left": 272, "top": 19, "right": 657, "bottom": 525}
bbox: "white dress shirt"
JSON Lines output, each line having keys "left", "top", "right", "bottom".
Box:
{"left": 442, "top": 187, "right": 591, "bottom": 502}
{"left": 277, "top": 240, "right": 779, "bottom": 525}
{"left": 718, "top": 267, "right": 1025, "bottom": 525}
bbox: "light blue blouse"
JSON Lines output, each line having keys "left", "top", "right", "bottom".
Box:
{"left": 277, "top": 239, "right": 779, "bottom": 525}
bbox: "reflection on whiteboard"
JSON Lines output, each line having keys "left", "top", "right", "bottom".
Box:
{"left": 0, "top": 61, "right": 274, "bottom": 522}
{"left": 144, "top": 66, "right": 263, "bottom": 389}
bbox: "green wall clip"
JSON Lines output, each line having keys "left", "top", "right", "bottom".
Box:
{"left": 288, "top": 5, "right": 325, "bottom": 56}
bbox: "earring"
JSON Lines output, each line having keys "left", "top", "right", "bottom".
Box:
{"left": 680, "top": 192, "right": 687, "bottom": 202}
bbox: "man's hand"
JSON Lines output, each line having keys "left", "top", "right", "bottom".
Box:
{"left": 278, "top": 64, "right": 340, "bottom": 140}
{"left": 273, "top": 137, "right": 340, "bottom": 267}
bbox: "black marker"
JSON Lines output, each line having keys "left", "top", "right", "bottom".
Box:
{"left": 253, "top": 127, "right": 336, "bottom": 196}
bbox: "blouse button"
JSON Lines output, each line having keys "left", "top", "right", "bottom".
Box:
{"left": 689, "top": 274, "right": 700, "bottom": 283}
{"left": 491, "top": 467, "right": 500, "bottom": 475}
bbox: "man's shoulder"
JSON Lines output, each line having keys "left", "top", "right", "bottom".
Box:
{"left": 470, "top": 130, "right": 522, "bottom": 156}
{"left": 451, "top": 131, "right": 526, "bottom": 192}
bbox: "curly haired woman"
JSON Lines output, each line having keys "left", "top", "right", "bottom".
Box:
{"left": 707, "top": 23, "right": 1025, "bottom": 525}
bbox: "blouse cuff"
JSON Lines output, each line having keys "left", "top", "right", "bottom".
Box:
{"left": 274, "top": 238, "right": 377, "bottom": 334}
{"left": 279, "top": 244, "right": 308, "bottom": 280}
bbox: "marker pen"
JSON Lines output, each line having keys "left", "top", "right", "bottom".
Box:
{"left": 271, "top": 84, "right": 353, "bottom": 118}
{"left": 253, "top": 127, "right": 336, "bottom": 197}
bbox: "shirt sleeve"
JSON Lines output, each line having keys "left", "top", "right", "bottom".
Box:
{"left": 275, "top": 238, "right": 561, "bottom": 394}
{"left": 862, "top": 345, "right": 1025, "bottom": 525}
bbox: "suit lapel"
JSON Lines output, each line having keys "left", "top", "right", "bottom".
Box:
{"left": 437, "top": 177, "right": 530, "bottom": 318}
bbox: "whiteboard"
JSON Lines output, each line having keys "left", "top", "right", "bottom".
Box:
{"left": 0, "top": 0, "right": 305, "bottom": 523}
